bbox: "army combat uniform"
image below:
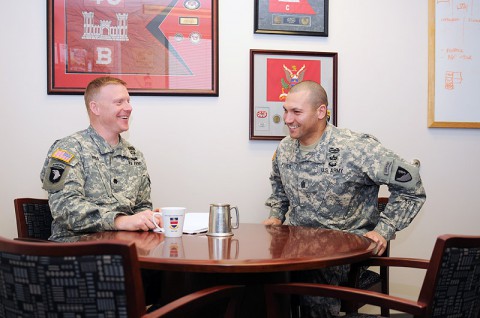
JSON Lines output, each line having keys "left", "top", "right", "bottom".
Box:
{"left": 40, "top": 126, "right": 152, "bottom": 241}
{"left": 265, "top": 123, "right": 426, "bottom": 317}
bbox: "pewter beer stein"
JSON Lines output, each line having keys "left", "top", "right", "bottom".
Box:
{"left": 206, "top": 203, "right": 239, "bottom": 237}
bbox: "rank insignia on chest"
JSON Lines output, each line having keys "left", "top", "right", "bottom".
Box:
{"left": 51, "top": 148, "right": 74, "bottom": 163}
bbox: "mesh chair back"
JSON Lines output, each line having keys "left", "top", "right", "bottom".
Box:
{"left": 14, "top": 198, "right": 53, "bottom": 240}
{"left": 422, "top": 235, "right": 480, "bottom": 317}
{"left": 0, "top": 237, "right": 145, "bottom": 317}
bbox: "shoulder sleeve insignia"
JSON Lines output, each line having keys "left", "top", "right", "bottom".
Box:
{"left": 378, "top": 158, "right": 420, "bottom": 190}
{"left": 51, "top": 148, "right": 75, "bottom": 163}
{"left": 272, "top": 150, "right": 277, "bottom": 161}
{"left": 42, "top": 162, "right": 71, "bottom": 192}
{"left": 395, "top": 167, "right": 413, "bottom": 182}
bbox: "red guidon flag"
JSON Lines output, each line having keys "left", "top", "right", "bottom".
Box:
{"left": 269, "top": 0, "right": 315, "bottom": 15}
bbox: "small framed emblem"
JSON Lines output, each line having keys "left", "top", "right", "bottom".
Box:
{"left": 254, "top": 0, "right": 328, "bottom": 37}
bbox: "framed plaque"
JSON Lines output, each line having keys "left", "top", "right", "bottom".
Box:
{"left": 48, "top": 0, "right": 219, "bottom": 96}
{"left": 254, "top": 0, "right": 328, "bottom": 36}
{"left": 250, "top": 49, "right": 337, "bottom": 140}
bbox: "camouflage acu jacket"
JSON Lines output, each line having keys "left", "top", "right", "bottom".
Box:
{"left": 265, "top": 124, "right": 426, "bottom": 240}
{"left": 40, "top": 126, "right": 152, "bottom": 241}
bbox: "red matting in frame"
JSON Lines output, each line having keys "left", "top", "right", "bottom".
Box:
{"left": 48, "top": 0, "right": 218, "bottom": 95}
{"left": 266, "top": 58, "right": 320, "bottom": 102}
{"left": 268, "top": 0, "right": 315, "bottom": 15}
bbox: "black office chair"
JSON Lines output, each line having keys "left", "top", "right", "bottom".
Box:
{"left": 14, "top": 197, "right": 53, "bottom": 241}
{"left": 266, "top": 234, "right": 480, "bottom": 318}
{"left": 0, "top": 236, "right": 246, "bottom": 318}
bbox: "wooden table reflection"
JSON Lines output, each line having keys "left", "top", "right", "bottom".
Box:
{"left": 77, "top": 223, "right": 375, "bottom": 273}
{"left": 76, "top": 224, "right": 375, "bottom": 317}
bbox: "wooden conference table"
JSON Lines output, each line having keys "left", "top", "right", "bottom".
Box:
{"left": 77, "top": 223, "right": 376, "bottom": 317}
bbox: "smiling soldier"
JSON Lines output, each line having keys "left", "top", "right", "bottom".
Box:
{"left": 263, "top": 80, "right": 426, "bottom": 317}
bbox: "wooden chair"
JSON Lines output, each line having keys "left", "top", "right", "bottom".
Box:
{"left": 14, "top": 197, "right": 52, "bottom": 241}
{"left": 266, "top": 234, "right": 480, "bottom": 318}
{"left": 290, "top": 197, "right": 391, "bottom": 317}
{"left": 342, "top": 197, "right": 391, "bottom": 316}
{"left": 0, "top": 236, "right": 245, "bottom": 318}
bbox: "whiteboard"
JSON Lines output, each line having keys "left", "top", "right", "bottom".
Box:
{"left": 428, "top": 0, "right": 480, "bottom": 128}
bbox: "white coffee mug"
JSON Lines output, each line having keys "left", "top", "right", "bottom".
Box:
{"left": 152, "top": 207, "right": 186, "bottom": 237}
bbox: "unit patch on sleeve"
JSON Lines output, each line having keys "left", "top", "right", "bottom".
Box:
{"left": 378, "top": 158, "right": 420, "bottom": 190}
{"left": 42, "top": 162, "right": 71, "bottom": 192}
{"left": 394, "top": 167, "right": 413, "bottom": 183}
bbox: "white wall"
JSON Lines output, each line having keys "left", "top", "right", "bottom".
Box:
{"left": 2, "top": 0, "right": 480, "bottom": 301}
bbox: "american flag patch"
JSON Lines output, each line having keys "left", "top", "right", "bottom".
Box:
{"left": 52, "top": 148, "right": 74, "bottom": 163}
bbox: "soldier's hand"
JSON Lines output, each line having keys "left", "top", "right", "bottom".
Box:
{"left": 263, "top": 217, "right": 282, "bottom": 226}
{"left": 115, "top": 210, "right": 161, "bottom": 231}
{"left": 364, "top": 231, "right": 388, "bottom": 256}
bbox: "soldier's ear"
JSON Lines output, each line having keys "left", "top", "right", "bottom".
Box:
{"left": 89, "top": 101, "right": 100, "bottom": 115}
{"left": 317, "top": 104, "right": 327, "bottom": 120}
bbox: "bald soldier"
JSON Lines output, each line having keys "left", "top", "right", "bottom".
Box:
{"left": 264, "top": 80, "right": 426, "bottom": 317}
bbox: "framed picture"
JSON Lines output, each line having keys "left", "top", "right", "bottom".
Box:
{"left": 249, "top": 49, "right": 337, "bottom": 140}
{"left": 47, "top": 0, "right": 218, "bottom": 96}
{"left": 254, "top": 0, "right": 328, "bottom": 36}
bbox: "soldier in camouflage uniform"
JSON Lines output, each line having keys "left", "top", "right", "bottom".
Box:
{"left": 40, "top": 76, "right": 160, "bottom": 241}
{"left": 264, "top": 81, "right": 426, "bottom": 317}
{"left": 40, "top": 77, "right": 163, "bottom": 306}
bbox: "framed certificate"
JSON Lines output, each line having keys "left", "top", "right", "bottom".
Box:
{"left": 47, "top": 0, "right": 219, "bottom": 96}
{"left": 250, "top": 49, "right": 337, "bottom": 140}
{"left": 254, "top": 0, "right": 328, "bottom": 36}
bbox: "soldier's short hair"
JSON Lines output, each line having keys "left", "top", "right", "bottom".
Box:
{"left": 84, "top": 76, "right": 127, "bottom": 110}
{"left": 290, "top": 80, "right": 328, "bottom": 109}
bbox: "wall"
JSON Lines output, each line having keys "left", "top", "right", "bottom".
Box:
{"left": 2, "top": 0, "right": 480, "bottom": 301}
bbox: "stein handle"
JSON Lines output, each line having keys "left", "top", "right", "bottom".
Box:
{"left": 230, "top": 206, "right": 239, "bottom": 229}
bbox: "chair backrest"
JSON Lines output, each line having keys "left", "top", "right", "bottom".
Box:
{"left": 377, "top": 196, "right": 390, "bottom": 293}
{"left": 341, "top": 196, "right": 391, "bottom": 316}
{"left": 418, "top": 234, "right": 480, "bottom": 317}
{"left": 14, "top": 198, "right": 53, "bottom": 240}
{"left": 377, "top": 196, "right": 388, "bottom": 214}
{"left": 145, "top": 285, "right": 246, "bottom": 318}
{"left": 0, "top": 236, "right": 146, "bottom": 317}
